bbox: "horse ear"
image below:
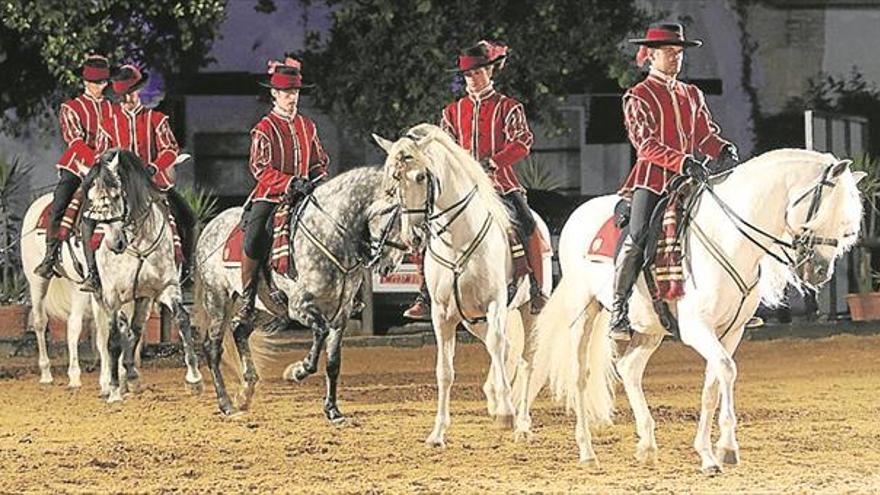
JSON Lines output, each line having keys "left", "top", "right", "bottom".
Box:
{"left": 852, "top": 171, "right": 868, "bottom": 185}
{"left": 107, "top": 151, "right": 120, "bottom": 174}
{"left": 372, "top": 134, "right": 393, "bottom": 153}
{"left": 830, "top": 159, "right": 852, "bottom": 178}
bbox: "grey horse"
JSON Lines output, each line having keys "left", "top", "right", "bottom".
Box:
{"left": 82, "top": 149, "right": 203, "bottom": 402}
{"left": 194, "top": 166, "right": 405, "bottom": 421}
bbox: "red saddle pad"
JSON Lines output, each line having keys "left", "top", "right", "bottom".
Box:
{"left": 586, "top": 215, "right": 621, "bottom": 260}
{"left": 223, "top": 224, "right": 245, "bottom": 265}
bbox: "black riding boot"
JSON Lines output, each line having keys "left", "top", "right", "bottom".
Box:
{"left": 34, "top": 223, "right": 62, "bottom": 279}
{"left": 234, "top": 254, "right": 261, "bottom": 328}
{"left": 80, "top": 219, "right": 102, "bottom": 294}
{"left": 609, "top": 235, "right": 643, "bottom": 341}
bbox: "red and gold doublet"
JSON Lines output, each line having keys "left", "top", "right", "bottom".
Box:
{"left": 620, "top": 70, "right": 729, "bottom": 196}
{"left": 248, "top": 108, "right": 329, "bottom": 203}
{"left": 103, "top": 104, "right": 180, "bottom": 190}
{"left": 57, "top": 94, "right": 113, "bottom": 178}
{"left": 441, "top": 86, "right": 533, "bottom": 194}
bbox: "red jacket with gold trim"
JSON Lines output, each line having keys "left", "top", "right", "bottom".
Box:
{"left": 57, "top": 94, "right": 113, "bottom": 178}
{"left": 440, "top": 86, "right": 533, "bottom": 194}
{"left": 103, "top": 104, "right": 180, "bottom": 191}
{"left": 620, "top": 70, "right": 730, "bottom": 197}
{"left": 248, "top": 109, "right": 329, "bottom": 203}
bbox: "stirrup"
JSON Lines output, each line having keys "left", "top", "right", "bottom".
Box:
{"left": 34, "top": 257, "right": 59, "bottom": 279}
{"left": 529, "top": 292, "right": 548, "bottom": 314}
{"left": 80, "top": 274, "right": 102, "bottom": 294}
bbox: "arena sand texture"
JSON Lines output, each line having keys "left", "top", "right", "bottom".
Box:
{"left": 1, "top": 334, "right": 879, "bottom": 493}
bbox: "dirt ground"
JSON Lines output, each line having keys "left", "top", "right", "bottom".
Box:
{"left": 1, "top": 334, "right": 879, "bottom": 494}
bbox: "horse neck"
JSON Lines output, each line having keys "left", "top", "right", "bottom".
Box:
{"left": 311, "top": 178, "right": 374, "bottom": 246}
{"left": 429, "top": 162, "right": 493, "bottom": 246}
{"left": 130, "top": 200, "right": 168, "bottom": 249}
{"left": 695, "top": 158, "right": 817, "bottom": 268}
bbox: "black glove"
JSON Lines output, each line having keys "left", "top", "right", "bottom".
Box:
{"left": 289, "top": 177, "right": 315, "bottom": 197}
{"left": 712, "top": 144, "right": 739, "bottom": 173}
{"left": 682, "top": 156, "right": 708, "bottom": 182}
{"left": 479, "top": 157, "right": 496, "bottom": 173}
{"left": 146, "top": 164, "right": 159, "bottom": 176}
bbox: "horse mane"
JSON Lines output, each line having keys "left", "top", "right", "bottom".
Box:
{"left": 407, "top": 123, "right": 513, "bottom": 233}
{"left": 84, "top": 149, "right": 162, "bottom": 221}
{"left": 732, "top": 148, "right": 864, "bottom": 306}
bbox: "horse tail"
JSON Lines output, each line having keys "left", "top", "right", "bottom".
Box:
{"left": 526, "top": 273, "right": 617, "bottom": 426}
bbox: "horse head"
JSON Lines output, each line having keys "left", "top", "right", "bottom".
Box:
{"left": 83, "top": 149, "right": 160, "bottom": 254}
{"left": 373, "top": 127, "right": 437, "bottom": 251}
{"left": 783, "top": 155, "right": 865, "bottom": 288}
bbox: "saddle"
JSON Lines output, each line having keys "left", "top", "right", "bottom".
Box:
{"left": 586, "top": 187, "right": 694, "bottom": 302}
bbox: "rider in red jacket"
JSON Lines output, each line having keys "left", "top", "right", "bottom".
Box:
{"left": 610, "top": 23, "right": 738, "bottom": 341}
{"left": 234, "top": 57, "right": 329, "bottom": 326}
{"left": 34, "top": 55, "right": 113, "bottom": 280}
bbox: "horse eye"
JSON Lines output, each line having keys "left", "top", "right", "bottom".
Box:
{"left": 402, "top": 154, "right": 414, "bottom": 162}
{"left": 415, "top": 171, "right": 426, "bottom": 183}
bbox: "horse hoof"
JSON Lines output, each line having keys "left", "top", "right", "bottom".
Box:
{"left": 635, "top": 447, "right": 658, "bottom": 465}
{"left": 513, "top": 428, "right": 532, "bottom": 443}
{"left": 579, "top": 456, "right": 601, "bottom": 469}
{"left": 701, "top": 464, "right": 723, "bottom": 476}
{"left": 186, "top": 380, "right": 204, "bottom": 395}
{"left": 126, "top": 379, "right": 141, "bottom": 395}
{"left": 223, "top": 409, "right": 247, "bottom": 421}
{"left": 67, "top": 380, "right": 82, "bottom": 389}
{"left": 39, "top": 376, "right": 54, "bottom": 385}
{"left": 425, "top": 435, "right": 446, "bottom": 448}
{"left": 494, "top": 414, "right": 515, "bottom": 430}
{"left": 329, "top": 415, "right": 347, "bottom": 427}
{"left": 716, "top": 447, "right": 740, "bottom": 466}
{"left": 107, "top": 389, "right": 123, "bottom": 404}
{"left": 283, "top": 362, "right": 310, "bottom": 383}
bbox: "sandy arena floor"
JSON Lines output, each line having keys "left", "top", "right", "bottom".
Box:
{"left": 1, "top": 334, "right": 879, "bottom": 493}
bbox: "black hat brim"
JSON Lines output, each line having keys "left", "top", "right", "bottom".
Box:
{"left": 628, "top": 38, "right": 702, "bottom": 48}
{"left": 110, "top": 72, "right": 150, "bottom": 97}
{"left": 445, "top": 54, "right": 507, "bottom": 73}
{"left": 258, "top": 80, "right": 316, "bottom": 90}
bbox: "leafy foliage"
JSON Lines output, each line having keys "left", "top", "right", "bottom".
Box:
{"left": 0, "top": 155, "right": 30, "bottom": 304}
{"left": 0, "top": 0, "right": 228, "bottom": 133}
{"left": 289, "top": 0, "right": 652, "bottom": 139}
{"left": 177, "top": 185, "right": 220, "bottom": 226}
{"left": 515, "top": 156, "right": 564, "bottom": 192}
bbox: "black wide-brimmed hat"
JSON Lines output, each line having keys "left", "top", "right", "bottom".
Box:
{"left": 259, "top": 57, "right": 314, "bottom": 90}
{"left": 447, "top": 40, "right": 508, "bottom": 73}
{"left": 110, "top": 64, "right": 149, "bottom": 96}
{"left": 628, "top": 23, "right": 702, "bottom": 48}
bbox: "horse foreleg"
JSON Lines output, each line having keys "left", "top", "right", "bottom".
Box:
{"left": 231, "top": 320, "right": 258, "bottom": 411}
{"left": 513, "top": 307, "right": 535, "bottom": 440}
{"left": 65, "top": 293, "right": 91, "bottom": 389}
{"left": 123, "top": 298, "right": 151, "bottom": 393}
{"left": 283, "top": 314, "right": 329, "bottom": 383}
{"left": 426, "top": 314, "right": 458, "bottom": 447}
{"left": 106, "top": 313, "right": 125, "bottom": 403}
{"left": 170, "top": 300, "right": 203, "bottom": 392}
{"left": 715, "top": 326, "right": 746, "bottom": 466}
{"left": 91, "top": 303, "right": 112, "bottom": 397}
{"left": 681, "top": 322, "right": 738, "bottom": 476}
{"left": 202, "top": 290, "right": 234, "bottom": 416}
{"left": 483, "top": 301, "right": 515, "bottom": 429}
{"left": 323, "top": 327, "right": 345, "bottom": 425}
{"left": 618, "top": 332, "right": 663, "bottom": 464}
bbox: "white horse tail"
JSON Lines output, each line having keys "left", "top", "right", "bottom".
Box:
{"left": 526, "top": 273, "right": 617, "bottom": 425}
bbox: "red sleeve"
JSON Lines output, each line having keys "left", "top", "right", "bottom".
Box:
{"left": 623, "top": 91, "right": 687, "bottom": 174}
{"left": 60, "top": 102, "right": 97, "bottom": 165}
{"left": 151, "top": 113, "right": 179, "bottom": 171}
{"left": 491, "top": 101, "right": 533, "bottom": 170}
{"left": 440, "top": 104, "right": 457, "bottom": 139}
{"left": 308, "top": 120, "right": 329, "bottom": 180}
{"left": 691, "top": 86, "right": 730, "bottom": 159}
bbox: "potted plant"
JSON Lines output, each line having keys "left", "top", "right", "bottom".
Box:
{"left": 845, "top": 153, "right": 880, "bottom": 320}
{"left": 0, "top": 155, "right": 30, "bottom": 339}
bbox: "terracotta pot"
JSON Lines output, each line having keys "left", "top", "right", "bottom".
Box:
{"left": 0, "top": 304, "right": 28, "bottom": 339}
{"left": 846, "top": 292, "right": 880, "bottom": 321}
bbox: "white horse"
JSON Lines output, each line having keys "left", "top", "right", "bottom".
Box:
{"left": 21, "top": 193, "right": 110, "bottom": 390}
{"left": 82, "top": 149, "right": 202, "bottom": 402}
{"left": 374, "top": 123, "right": 542, "bottom": 446}
{"left": 527, "top": 149, "right": 864, "bottom": 472}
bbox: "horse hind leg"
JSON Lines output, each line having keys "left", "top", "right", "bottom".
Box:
{"left": 617, "top": 331, "right": 663, "bottom": 464}
{"left": 123, "top": 299, "right": 152, "bottom": 394}
{"left": 231, "top": 320, "right": 259, "bottom": 411}
{"left": 170, "top": 300, "right": 203, "bottom": 393}
{"left": 65, "top": 293, "right": 91, "bottom": 389}
{"left": 202, "top": 291, "right": 235, "bottom": 416}
{"left": 29, "top": 278, "right": 53, "bottom": 384}
{"left": 512, "top": 306, "right": 534, "bottom": 441}
{"left": 482, "top": 301, "right": 516, "bottom": 430}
